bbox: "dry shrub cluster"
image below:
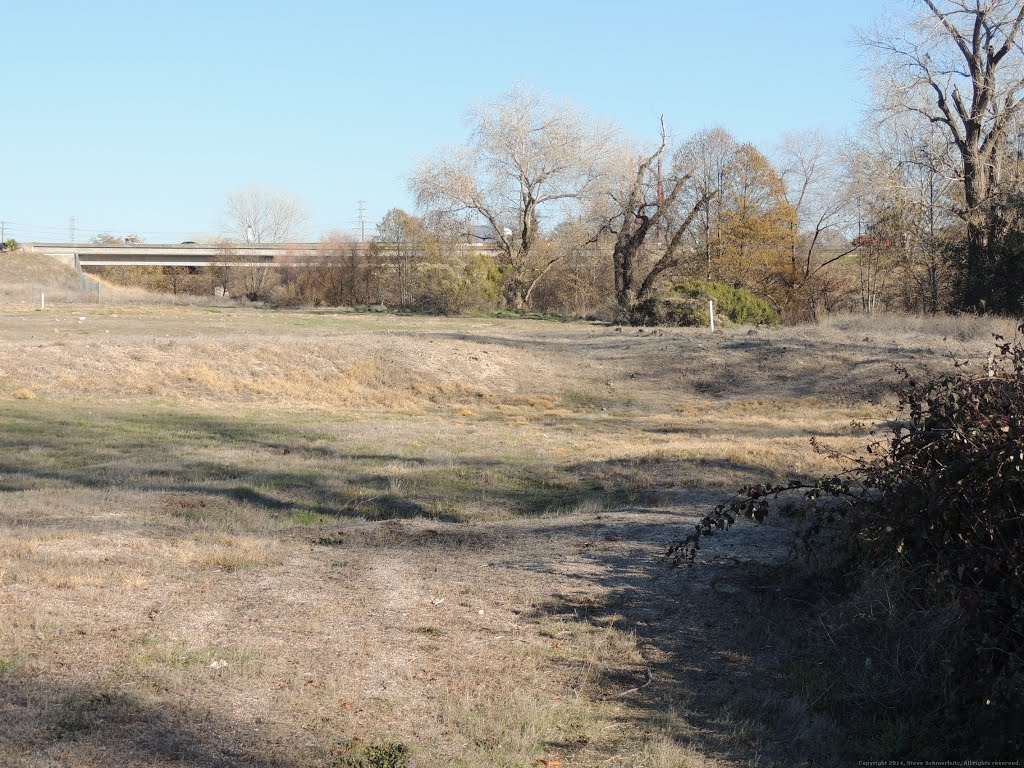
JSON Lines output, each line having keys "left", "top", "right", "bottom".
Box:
{"left": 672, "top": 326, "right": 1024, "bottom": 758}
{"left": 267, "top": 240, "right": 500, "bottom": 315}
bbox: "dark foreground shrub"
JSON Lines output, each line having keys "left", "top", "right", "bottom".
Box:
{"left": 671, "top": 325, "right": 1024, "bottom": 756}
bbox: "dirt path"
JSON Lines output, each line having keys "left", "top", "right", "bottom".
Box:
{"left": 295, "top": 500, "right": 796, "bottom": 766}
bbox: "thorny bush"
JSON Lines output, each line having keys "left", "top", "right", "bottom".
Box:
{"left": 670, "top": 324, "right": 1024, "bottom": 752}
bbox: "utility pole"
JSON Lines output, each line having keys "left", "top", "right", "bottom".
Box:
{"left": 357, "top": 200, "right": 367, "bottom": 242}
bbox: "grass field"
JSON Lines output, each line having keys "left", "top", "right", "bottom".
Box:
{"left": 0, "top": 299, "right": 1013, "bottom": 767}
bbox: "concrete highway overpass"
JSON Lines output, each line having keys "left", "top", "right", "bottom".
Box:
{"left": 30, "top": 242, "right": 361, "bottom": 268}
{"left": 27, "top": 242, "right": 498, "bottom": 268}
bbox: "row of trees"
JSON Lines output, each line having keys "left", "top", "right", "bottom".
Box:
{"left": 400, "top": 87, "right": 922, "bottom": 322}
{"left": 403, "top": 1, "right": 1024, "bottom": 319}
{"left": 90, "top": 2, "right": 1024, "bottom": 320}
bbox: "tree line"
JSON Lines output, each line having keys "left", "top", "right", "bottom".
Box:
{"left": 92, "top": 2, "right": 1024, "bottom": 321}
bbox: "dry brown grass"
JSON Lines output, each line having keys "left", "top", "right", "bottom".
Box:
{"left": 0, "top": 305, "right": 1011, "bottom": 767}
{"left": 813, "top": 309, "right": 1018, "bottom": 343}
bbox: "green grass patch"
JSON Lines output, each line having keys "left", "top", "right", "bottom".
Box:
{"left": 52, "top": 691, "right": 133, "bottom": 737}
{"left": 316, "top": 533, "right": 347, "bottom": 546}
{"left": 414, "top": 626, "right": 445, "bottom": 638}
{"left": 783, "top": 659, "right": 833, "bottom": 703}
{"left": 288, "top": 511, "right": 332, "bottom": 526}
{"left": 485, "top": 310, "right": 577, "bottom": 323}
{"left": 131, "top": 638, "right": 263, "bottom": 675}
{"left": 334, "top": 740, "right": 410, "bottom": 768}
{"left": 0, "top": 399, "right": 652, "bottom": 530}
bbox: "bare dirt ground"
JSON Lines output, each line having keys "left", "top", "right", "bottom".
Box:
{"left": 0, "top": 297, "right": 1014, "bottom": 767}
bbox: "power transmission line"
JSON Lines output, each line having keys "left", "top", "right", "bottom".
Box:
{"left": 4, "top": 217, "right": 368, "bottom": 243}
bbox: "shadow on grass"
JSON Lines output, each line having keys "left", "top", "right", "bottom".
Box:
{"left": 302, "top": 506, "right": 808, "bottom": 764}
{"left": 1, "top": 403, "right": 761, "bottom": 526}
{"left": 506, "top": 511, "right": 800, "bottom": 765}
{"left": 0, "top": 677, "right": 305, "bottom": 767}
{"left": 0, "top": 398, "right": 818, "bottom": 764}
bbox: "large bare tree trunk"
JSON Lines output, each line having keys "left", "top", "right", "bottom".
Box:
{"left": 607, "top": 130, "right": 713, "bottom": 313}
{"left": 863, "top": 0, "right": 1024, "bottom": 310}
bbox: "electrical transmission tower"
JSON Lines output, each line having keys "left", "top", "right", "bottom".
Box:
{"left": 68, "top": 217, "right": 77, "bottom": 244}
{"left": 357, "top": 200, "right": 367, "bottom": 242}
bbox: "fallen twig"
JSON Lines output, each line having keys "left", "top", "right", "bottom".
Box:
{"left": 604, "top": 667, "right": 653, "bottom": 699}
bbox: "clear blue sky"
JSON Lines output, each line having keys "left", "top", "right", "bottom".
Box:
{"left": 1, "top": 0, "right": 893, "bottom": 243}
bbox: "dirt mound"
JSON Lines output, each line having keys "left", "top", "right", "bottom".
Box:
{"left": 0, "top": 251, "right": 82, "bottom": 305}
{"left": 0, "top": 252, "right": 220, "bottom": 308}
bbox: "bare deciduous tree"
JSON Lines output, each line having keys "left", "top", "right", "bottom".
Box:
{"left": 862, "top": 0, "right": 1024, "bottom": 307}
{"left": 688, "top": 127, "right": 737, "bottom": 281}
{"left": 373, "top": 208, "right": 425, "bottom": 308}
{"left": 773, "top": 130, "right": 865, "bottom": 318}
{"left": 219, "top": 188, "right": 307, "bottom": 301}
{"left": 409, "top": 84, "right": 614, "bottom": 310}
{"left": 776, "top": 130, "right": 854, "bottom": 280}
{"left": 886, "top": 122, "right": 959, "bottom": 311}
{"left": 601, "top": 123, "right": 716, "bottom": 311}
{"left": 92, "top": 233, "right": 143, "bottom": 245}
{"left": 210, "top": 239, "right": 239, "bottom": 297}
{"left": 224, "top": 186, "right": 309, "bottom": 244}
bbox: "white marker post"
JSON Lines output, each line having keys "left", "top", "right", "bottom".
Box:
{"left": 709, "top": 299, "right": 715, "bottom": 332}
{"left": 40, "top": 291, "right": 45, "bottom": 311}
